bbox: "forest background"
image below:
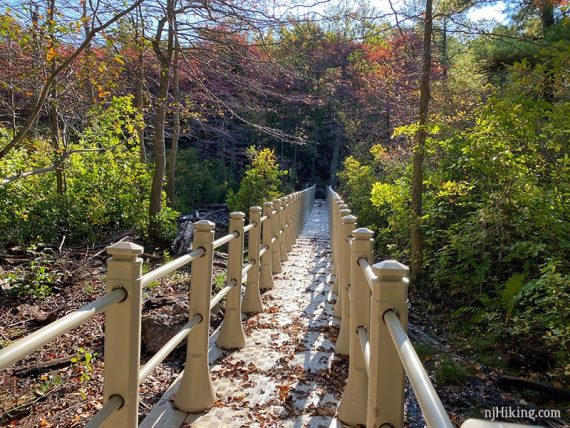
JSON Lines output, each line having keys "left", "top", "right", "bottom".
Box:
{"left": 0, "top": 0, "right": 568, "bottom": 398}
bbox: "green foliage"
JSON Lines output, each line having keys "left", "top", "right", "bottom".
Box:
{"left": 2, "top": 251, "right": 61, "bottom": 299}
{"left": 435, "top": 356, "right": 469, "bottom": 386}
{"left": 174, "top": 148, "right": 228, "bottom": 212}
{"left": 71, "top": 347, "right": 97, "bottom": 383}
{"left": 226, "top": 147, "right": 287, "bottom": 214}
{"left": 499, "top": 273, "right": 527, "bottom": 320}
{"left": 338, "top": 41, "right": 570, "bottom": 379}
{"left": 0, "top": 96, "right": 175, "bottom": 245}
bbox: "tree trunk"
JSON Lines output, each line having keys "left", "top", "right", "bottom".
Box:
{"left": 166, "top": 44, "right": 180, "bottom": 209}
{"left": 134, "top": 4, "right": 146, "bottom": 163}
{"left": 411, "top": 0, "right": 433, "bottom": 280}
{"left": 148, "top": 1, "right": 175, "bottom": 241}
{"left": 329, "top": 125, "right": 341, "bottom": 187}
{"left": 47, "top": 0, "right": 64, "bottom": 195}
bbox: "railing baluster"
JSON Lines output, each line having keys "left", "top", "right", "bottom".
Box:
{"left": 262, "top": 201, "right": 277, "bottom": 287}
{"left": 334, "top": 213, "right": 356, "bottom": 355}
{"left": 217, "top": 212, "right": 246, "bottom": 349}
{"left": 175, "top": 220, "right": 215, "bottom": 412}
{"left": 284, "top": 195, "right": 293, "bottom": 252}
{"left": 103, "top": 242, "right": 144, "bottom": 427}
{"left": 333, "top": 207, "right": 352, "bottom": 319}
{"left": 333, "top": 200, "right": 348, "bottom": 294}
{"left": 243, "top": 206, "right": 263, "bottom": 313}
{"left": 338, "top": 227, "right": 374, "bottom": 427}
{"left": 276, "top": 198, "right": 288, "bottom": 262}
{"left": 271, "top": 199, "right": 284, "bottom": 273}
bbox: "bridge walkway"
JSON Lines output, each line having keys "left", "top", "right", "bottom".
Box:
{"left": 142, "top": 200, "right": 346, "bottom": 427}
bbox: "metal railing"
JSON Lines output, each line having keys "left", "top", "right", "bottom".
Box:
{"left": 0, "top": 185, "right": 316, "bottom": 427}
{"left": 327, "top": 186, "right": 526, "bottom": 428}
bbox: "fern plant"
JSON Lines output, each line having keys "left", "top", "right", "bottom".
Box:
{"left": 499, "top": 272, "right": 527, "bottom": 321}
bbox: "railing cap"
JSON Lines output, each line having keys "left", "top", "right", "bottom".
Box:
{"left": 335, "top": 199, "right": 344, "bottom": 205}
{"left": 195, "top": 219, "right": 215, "bottom": 231}
{"left": 107, "top": 242, "right": 143, "bottom": 260}
{"left": 230, "top": 211, "right": 245, "bottom": 219}
{"left": 339, "top": 208, "right": 351, "bottom": 216}
{"left": 273, "top": 198, "right": 281, "bottom": 205}
{"left": 263, "top": 201, "right": 273, "bottom": 207}
{"left": 352, "top": 227, "right": 374, "bottom": 239}
{"left": 372, "top": 260, "right": 409, "bottom": 278}
{"left": 341, "top": 214, "right": 356, "bottom": 224}
{"left": 249, "top": 206, "right": 262, "bottom": 213}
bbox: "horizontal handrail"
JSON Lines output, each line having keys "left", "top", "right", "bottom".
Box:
{"left": 213, "top": 231, "right": 239, "bottom": 249}
{"left": 0, "top": 287, "right": 126, "bottom": 370}
{"left": 271, "top": 237, "right": 277, "bottom": 245}
{"left": 356, "top": 326, "right": 370, "bottom": 375}
{"left": 141, "top": 248, "right": 205, "bottom": 286}
{"left": 260, "top": 215, "right": 268, "bottom": 223}
{"left": 358, "top": 258, "right": 376, "bottom": 291}
{"left": 139, "top": 314, "right": 202, "bottom": 383}
{"left": 384, "top": 310, "right": 453, "bottom": 428}
{"left": 259, "top": 244, "right": 269, "bottom": 257}
{"left": 241, "top": 260, "right": 254, "bottom": 279}
{"left": 210, "top": 284, "right": 234, "bottom": 310}
{"left": 244, "top": 223, "right": 255, "bottom": 233}
{"left": 86, "top": 394, "right": 124, "bottom": 428}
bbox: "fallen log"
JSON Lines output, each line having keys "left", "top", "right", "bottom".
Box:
{"left": 497, "top": 375, "right": 570, "bottom": 401}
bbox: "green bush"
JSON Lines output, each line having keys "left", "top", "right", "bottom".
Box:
{"left": 227, "top": 147, "right": 287, "bottom": 214}
{"left": 0, "top": 96, "right": 171, "bottom": 245}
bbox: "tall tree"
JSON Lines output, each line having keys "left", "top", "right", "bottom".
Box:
{"left": 149, "top": 0, "right": 176, "bottom": 240}
{"left": 410, "top": 0, "right": 434, "bottom": 279}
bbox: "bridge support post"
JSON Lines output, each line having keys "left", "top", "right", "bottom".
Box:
{"left": 334, "top": 213, "right": 356, "bottom": 354}
{"left": 272, "top": 199, "right": 285, "bottom": 268}
{"left": 338, "top": 227, "right": 374, "bottom": 427}
{"left": 175, "top": 220, "right": 216, "bottom": 412}
{"left": 243, "top": 206, "right": 263, "bottom": 313}
{"left": 368, "top": 260, "right": 409, "bottom": 428}
{"left": 334, "top": 208, "right": 352, "bottom": 319}
{"left": 261, "top": 202, "right": 276, "bottom": 288}
{"left": 103, "top": 242, "right": 144, "bottom": 428}
{"left": 217, "top": 212, "right": 246, "bottom": 349}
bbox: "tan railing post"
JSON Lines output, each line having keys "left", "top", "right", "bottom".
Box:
{"left": 270, "top": 200, "right": 283, "bottom": 274}
{"left": 262, "top": 201, "right": 277, "bottom": 287}
{"left": 291, "top": 193, "right": 299, "bottom": 245}
{"left": 277, "top": 198, "right": 288, "bottom": 262}
{"left": 175, "top": 220, "right": 216, "bottom": 412}
{"left": 338, "top": 227, "right": 374, "bottom": 427}
{"left": 217, "top": 212, "right": 246, "bottom": 349}
{"left": 284, "top": 195, "right": 293, "bottom": 252}
{"left": 243, "top": 206, "right": 263, "bottom": 313}
{"left": 102, "top": 242, "right": 144, "bottom": 427}
{"left": 333, "top": 207, "right": 352, "bottom": 319}
{"left": 333, "top": 201, "right": 348, "bottom": 294}
{"left": 335, "top": 213, "right": 356, "bottom": 355}
{"left": 368, "top": 260, "right": 409, "bottom": 427}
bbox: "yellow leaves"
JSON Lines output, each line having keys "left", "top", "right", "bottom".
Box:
{"left": 436, "top": 180, "right": 471, "bottom": 198}
{"left": 46, "top": 46, "right": 57, "bottom": 62}
{"left": 370, "top": 181, "right": 395, "bottom": 208}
